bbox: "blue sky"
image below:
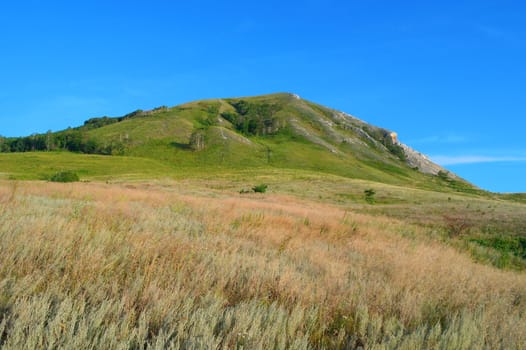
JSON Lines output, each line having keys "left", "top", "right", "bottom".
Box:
{"left": 0, "top": 0, "right": 525, "bottom": 192}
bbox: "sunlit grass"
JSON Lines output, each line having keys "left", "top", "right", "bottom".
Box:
{"left": 0, "top": 180, "right": 524, "bottom": 348}
{"left": 0, "top": 152, "right": 178, "bottom": 181}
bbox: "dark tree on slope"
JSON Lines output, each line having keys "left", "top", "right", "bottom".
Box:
{"left": 224, "top": 100, "right": 281, "bottom": 136}
{"left": 189, "top": 130, "right": 206, "bottom": 151}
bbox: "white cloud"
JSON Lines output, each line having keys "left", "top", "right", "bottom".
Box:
{"left": 431, "top": 155, "right": 526, "bottom": 166}
{"left": 409, "top": 134, "right": 467, "bottom": 145}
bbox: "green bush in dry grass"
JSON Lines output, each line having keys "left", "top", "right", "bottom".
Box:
{"left": 252, "top": 184, "right": 268, "bottom": 193}
{"left": 364, "top": 188, "right": 376, "bottom": 204}
{"left": 49, "top": 171, "right": 79, "bottom": 183}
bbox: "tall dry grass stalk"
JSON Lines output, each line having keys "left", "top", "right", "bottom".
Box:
{"left": 0, "top": 180, "right": 524, "bottom": 349}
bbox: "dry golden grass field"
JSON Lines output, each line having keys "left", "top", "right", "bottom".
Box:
{"left": 0, "top": 178, "right": 525, "bottom": 349}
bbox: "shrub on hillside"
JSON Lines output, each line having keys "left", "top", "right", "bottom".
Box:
{"left": 443, "top": 215, "right": 472, "bottom": 238}
{"left": 224, "top": 100, "right": 281, "bottom": 136}
{"left": 437, "top": 170, "right": 450, "bottom": 181}
{"left": 252, "top": 184, "right": 268, "bottom": 193}
{"left": 364, "top": 188, "right": 376, "bottom": 204}
{"left": 49, "top": 171, "right": 79, "bottom": 183}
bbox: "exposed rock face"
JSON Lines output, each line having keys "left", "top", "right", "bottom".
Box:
{"left": 398, "top": 142, "right": 456, "bottom": 177}
{"left": 280, "top": 99, "right": 452, "bottom": 175}
{"left": 291, "top": 93, "right": 301, "bottom": 100}
{"left": 390, "top": 132, "right": 398, "bottom": 144}
{"left": 385, "top": 128, "right": 452, "bottom": 176}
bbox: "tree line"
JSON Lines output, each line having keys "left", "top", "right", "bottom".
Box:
{"left": 0, "top": 129, "right": 127, "bottom": 155}
{"left": 0, "top": 113, "right": 146, "bottom": 155}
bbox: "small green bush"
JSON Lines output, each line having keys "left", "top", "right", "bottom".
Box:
{"left": 437, "top": 170, "right": 450, "bottom": 181}
{"left": 252, "top": 184, "right": 268, "bottom": 193}
{"left": 49, "top": 171, "right": 79, "bottom": 183}
{"left": 364, "top": 188, "right": 376, "bottom": 204}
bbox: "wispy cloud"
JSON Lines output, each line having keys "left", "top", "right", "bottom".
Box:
{"left": 431, "top": 155, "right": 526, "bottom": 166}
{"left": 409, "top": 134, "right": 467, "bottom": 145}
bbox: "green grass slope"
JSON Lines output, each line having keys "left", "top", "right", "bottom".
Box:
{"left": 0, "top": 92, "right": 476, "bottom": 192}
{"left": 0, "top": 152, "right": 178, "bottom": 181}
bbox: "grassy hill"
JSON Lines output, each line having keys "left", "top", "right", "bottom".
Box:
{"left": 0, "top": 93, "right": 475, "bottom": 192}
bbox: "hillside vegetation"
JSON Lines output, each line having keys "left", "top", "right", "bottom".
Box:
{"left": 0, "top": 93, "right": 474, "bottom": 192}
{"left": 0, "top": 179, "right": 525, "bottom": 349}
